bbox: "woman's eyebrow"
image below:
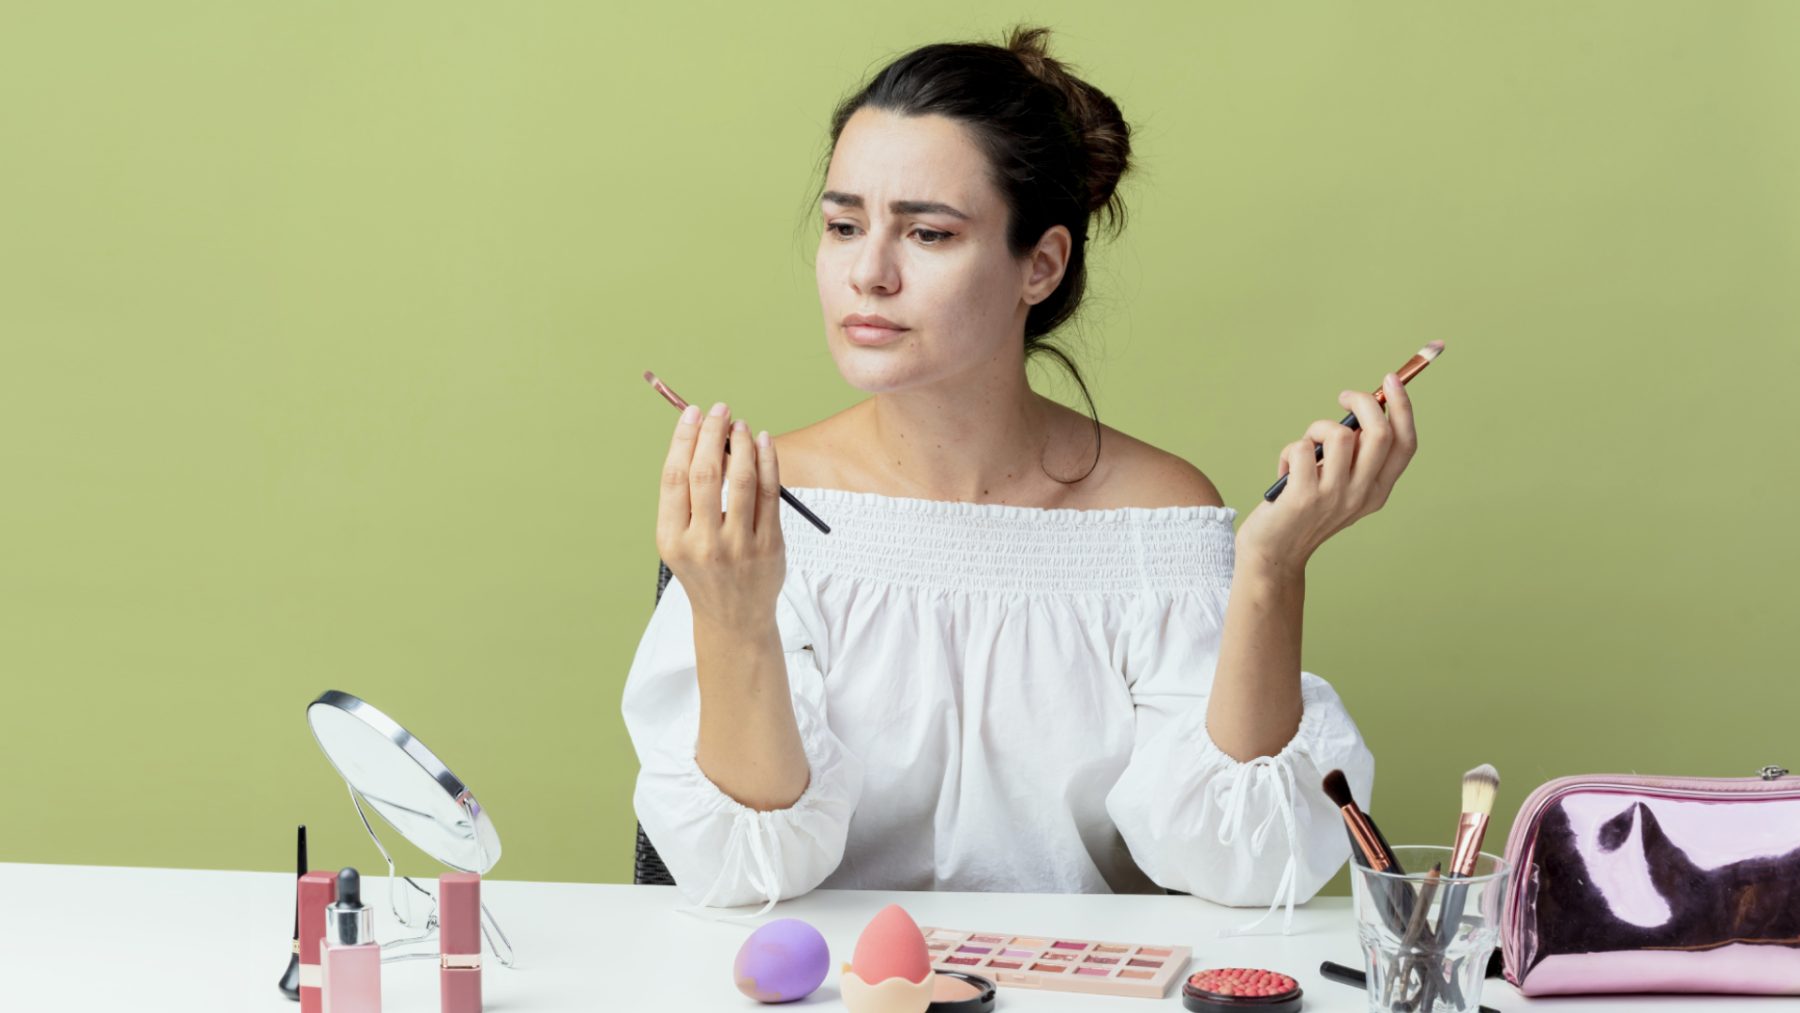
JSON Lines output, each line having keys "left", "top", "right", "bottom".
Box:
{"left": 821, "top": 191, "right": 970, "bottom": 220}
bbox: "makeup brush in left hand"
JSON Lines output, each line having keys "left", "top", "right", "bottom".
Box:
{"left": 1264, "top": 341, "right": 1444, "bottom": 501}
{"left": 643, "top": 371, "right": 831, "bottom": 535}
{"left": 278, "top": 824, "right": 305, "bottom": 1000}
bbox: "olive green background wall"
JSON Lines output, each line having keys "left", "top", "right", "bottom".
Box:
{"left": 4, "top": 2, "right": 1796, "bottom": 897}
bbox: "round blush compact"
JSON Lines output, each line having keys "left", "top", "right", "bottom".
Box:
{"left": 928, "top": 970, "right": 996, "bottom": 1013}
{"left": 1181, "top": 967, "right": 1302, "bottom": 1013}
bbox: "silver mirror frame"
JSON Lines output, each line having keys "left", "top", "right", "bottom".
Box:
{"left": 305, "top": 690, "right": 502, "bottom": 874}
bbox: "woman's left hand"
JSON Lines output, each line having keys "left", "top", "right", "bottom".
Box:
{"left": 1234, "top": 372, "right": 1418, "bottom": 575}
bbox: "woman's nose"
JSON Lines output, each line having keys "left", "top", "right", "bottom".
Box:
{"left": 849, "top": 238, "right": 899, "bottom": 296}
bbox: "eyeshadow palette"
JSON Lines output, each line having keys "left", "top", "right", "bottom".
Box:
{"left": 916, "top": 926, "right": 1191, "bottom": 999}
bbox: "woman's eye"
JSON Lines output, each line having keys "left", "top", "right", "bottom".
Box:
{"left": 824, "top": 223, "right": 952, "bottom": 245}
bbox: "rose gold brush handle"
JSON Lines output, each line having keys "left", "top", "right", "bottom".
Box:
{"left": 1340, "top": 805, "right": 1390, "bottom": 871}
{"left": 1450, "top": 813, "right": 1490, "bottom": 878}
{"left": 1263, "top": 341, "right": 1444, "bottom": 502}
{"left": 643, "top": 371, "right": 831, "bottom": 535}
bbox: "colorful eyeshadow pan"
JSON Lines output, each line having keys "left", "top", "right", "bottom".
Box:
{"left": 919, "top": 925, "right": 1190, "bottom": 1000}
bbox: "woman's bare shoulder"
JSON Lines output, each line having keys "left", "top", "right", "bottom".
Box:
{"left": 769, "top": 410, "right": 858, "bottom": 490}
{"left": 1077, "top": 422, "right": 1226, "bottom": 510}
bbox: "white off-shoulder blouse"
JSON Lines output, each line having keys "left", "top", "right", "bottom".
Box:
{"left": 620, "top": 484, "right": 1376, "bottom": 931}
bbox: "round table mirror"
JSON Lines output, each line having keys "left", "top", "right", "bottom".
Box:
{"left": 306, "top": 690, "right": 502, "bottom": 874}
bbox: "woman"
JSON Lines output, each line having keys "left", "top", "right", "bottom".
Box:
{"left": 621, "top": 26, "right": 1413, "bottom": 930}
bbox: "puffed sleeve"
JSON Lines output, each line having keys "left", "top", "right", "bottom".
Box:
{"left": 1104, "top": 581, "right": 1376, "bottom": 933}
{"left": 620, "top": 565, "right": 863, "bottom": 911}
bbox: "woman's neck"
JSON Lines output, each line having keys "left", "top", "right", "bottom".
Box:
{"left": 854, "top": 377, "right": 1065, "bottom": 505}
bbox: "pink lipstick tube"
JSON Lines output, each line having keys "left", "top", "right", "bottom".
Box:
{"left": 439, "top": 873, "right": 482, "bottom": 1013}
{"left": 298, "top": 871, "right": 338, "bottom": 1013}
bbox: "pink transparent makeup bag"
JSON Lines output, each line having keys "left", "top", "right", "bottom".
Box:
{"left": 1500, "top": 765, "right": 1800, "bottom": 996}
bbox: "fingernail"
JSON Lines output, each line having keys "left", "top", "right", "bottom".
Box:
{"left": 1386, "top": 372, "right": 1400, "bottom": 388}
{"left": 757, "top": 430, "right": 771, "bottom": 449}
{"left": 709, "top": 402, "right": 728, "bottom": 417}
{"left": 733, "top": 419, "right": 747, "bottom": 433}
{"left": 680, "top": 404, "right": 700, "bottom": 425}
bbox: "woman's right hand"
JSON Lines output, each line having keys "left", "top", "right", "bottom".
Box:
{"left": 656, "top": 401, "right": 787, "bottom": 629}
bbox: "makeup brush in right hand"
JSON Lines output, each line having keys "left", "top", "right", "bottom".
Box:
{"left": 642, "top": 370, "right": 831, "bottom": 535}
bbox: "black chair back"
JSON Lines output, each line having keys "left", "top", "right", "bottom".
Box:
{"left": 632, "top": 560, "right": 678, "bottom": 886}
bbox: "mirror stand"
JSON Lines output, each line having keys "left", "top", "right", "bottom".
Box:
{"left": 307, "top": 690, "right": 519, "bottom": 971}
{"left": 344, "top": 784, "right": 518, "bottom": 968}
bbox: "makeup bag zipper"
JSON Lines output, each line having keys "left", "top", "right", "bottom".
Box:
{"left": 1499, "top": 764, "right": 1797, "bottom": 984}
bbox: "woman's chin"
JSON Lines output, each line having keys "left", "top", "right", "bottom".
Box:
{"left": 830, "top": 359, "right": 928, "bottom": 395}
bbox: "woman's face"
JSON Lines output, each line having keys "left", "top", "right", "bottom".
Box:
{"left": 816, "top": 107, "right": 1067, "bottom": 394}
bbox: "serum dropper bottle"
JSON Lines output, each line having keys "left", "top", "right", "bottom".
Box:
{"left": 321, "top": 867, "right": 382, "bottom": 1013}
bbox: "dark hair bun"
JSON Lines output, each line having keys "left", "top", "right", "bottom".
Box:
{"left": 1005, "top": 25, "right": 1132, "bottom": 237}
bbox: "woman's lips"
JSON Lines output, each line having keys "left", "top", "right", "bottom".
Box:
{"left": 846, "top": 324, "right": 908, "bottom": 346}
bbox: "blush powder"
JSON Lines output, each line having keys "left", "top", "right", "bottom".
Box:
{"left": 1181, "top": 967, "right": 1303, "bottom": 1013}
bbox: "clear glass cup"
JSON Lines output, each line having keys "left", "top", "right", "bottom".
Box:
{"left": 1348, "top": 845, "right": 1510, "bottom": 1013}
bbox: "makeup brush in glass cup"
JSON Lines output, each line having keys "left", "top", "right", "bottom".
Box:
{"left": 1264, "top": 341, "right": 1444, "bottom": 501}
{"left": 643, "top": 371, "right": 831, "bottom": 535}
{"left": 1420, "top": 763, "right": 1500, "bottom": 1011}
{"left": 1434, "top": 764, "right": 1500, "bottom": 945}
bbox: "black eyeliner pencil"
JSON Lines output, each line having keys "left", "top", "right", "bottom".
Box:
{"left": 643, "top": 371, "right": 831, "bottom": 535}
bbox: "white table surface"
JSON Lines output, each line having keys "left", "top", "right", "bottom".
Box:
{"left": 1, "top": 863, "right": 1785, "bottom": 1012}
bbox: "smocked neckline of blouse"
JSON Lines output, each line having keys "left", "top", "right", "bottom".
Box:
{"left": 780, "top": 485, "right": 1238, "bottom": 526}
{"left": 776, "top": 486, "right": 1237, "bottom": 595}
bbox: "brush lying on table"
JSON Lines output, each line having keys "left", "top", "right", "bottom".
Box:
{"left": 1318, "top": 962, "right": 1500, "bottom": 1013}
